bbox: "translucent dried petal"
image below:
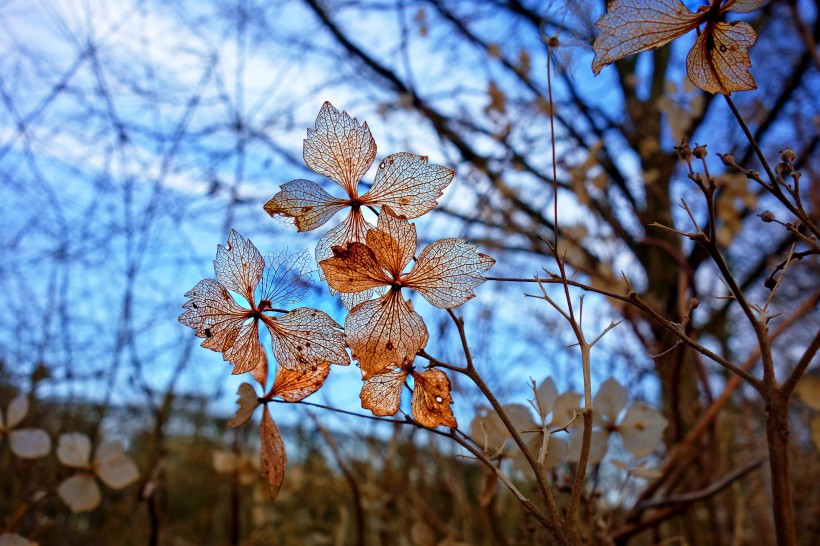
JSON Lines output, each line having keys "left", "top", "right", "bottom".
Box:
{"left": 5, "top": 395, "right": 28, "bottom": 429}
{"left": 9, "top": 429, "right": 51, "bottom": 459}
{"left": 618, "top": 401, "right": 668, "bottom": 457}
{"left": 258, "top": 249, "right": 313, "bottom": 308}
{"left": 593, "top": 378, "right": 628, "bottom": 426}
{"left": 315, "top": 208, "right": 375, "bottom": 275}
{"left": 179, "top": 278, "right": 248, "bottom": 350}
{"left": 360, "top": 365, "right": 407, "bottom": 417}
{"left": 95, "top": 441, "right": 139, "bottom": 489}
{"left": 214, "top": 230, "right": 264, "bottom": 304}
{"left": 367, "top": 207, "right": 416, "bottom": 277}
{"left": 361, "top": 153, "right": 454, "bottom": 218}
{"left": 321, "top": 242, "right": 392, "bottom": 294}
{"left": 57, "top": 433, "right": 92, "bottom": 468}
{"left": 303, "top": 101, "right": 377, "bottom": 196}
{"left": 345, "top": 292, "right": 428, "bottom": 378}
{"left": 470, "top": 403, "right": 533, "bottom": 451}
{"left": 224, "top": 320, "right": 267, "bottom": 375}
{"left": 58, "top": 474, "right": 101, "bottom": 512}
{"left": 263, "top": 179, "right": 348, "bottom": 232}
{"left": 250, "top": 351, "right": 268, "bottom": 389}
{"left": 515, "top": 434, "right": 568, "bottom": 472}
{"left": 687, "top": 20, "right": 757, "bottom": 94}
{"left": 260, "top": 406, "right": 286, "bottom": 499}
{"left": 722, "top": 0, "right": 766, "bottom": 13}
{"left": 403, "top": 239, "right": 495, "bottom": 309}
{"left": 592, "top": 0, "right": 697, "bottom": 75}
{"left": 265, "top": 307, "right": 349, "bottom": 373}
{"left": 548, "top": 392, "right": 581, "bottom": 428}
{"left": 536, "top": 378, "right": 559, "bottom": 420}
{"left": 270, "top": 362, "right": 331, "bottom": 402}
{"left": 567, "top": 429, "right": 610, "bottom": 464}
{"left": 228, "top": 383, "right": 261, "bottom": 428}
{"left": 411, "top": 368, "right": 457, "bottom": 428}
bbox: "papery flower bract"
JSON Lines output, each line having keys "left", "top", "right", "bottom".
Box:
{"left": 179, "top": 230, "right": 349, "bottom": 377}
{"left": 227, "top": 363, "right": 329, "bottom": 499}
{"left": 592, "top": 0, "right": 764, "bottom": 94}
{"left": 0, "top": 395, "right": 51, "bottom": 459}
{"left": 264, "top": 102, "right": 455, "bottom": 307}
{"left": 56, "top": 433, "right": 139, "bottom": 513}
{"left": 320, "top": 207, "right": 495, "bottom": 378}
{"left": 360, "top": 360, "right": 457, "bottom": 428}
{"left": 567, "top": 378, "right": 668, "bottom": 463}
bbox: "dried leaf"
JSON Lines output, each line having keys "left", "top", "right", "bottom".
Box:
{"left": 214, "top": 230, "right": 265, "bottom": 304}
{"left": 265, "top": 307, "right": 349, "bottom": 373}
{"left": 263, "top": 179, "right": 348, "bottom": 232}
{"left": 366, "top": 206, "right": 417, "bottom": 277}
{"left": 592, "top": 0, "right": 761, "bottom": 94}
{"left": 322, "top": 242, "right": 392, "bottom": 293}
{"left": 360, "top": 365, "right": 407, "bottom": 417}
{"left": 228, "top": 383, "right": 261, "bottom": 428}
{"left": 361, "top": 153, "right": 454, "bottom": 218}
{"left": 58, "top": 474, "right": 101, "bottom": 513}
{"left": 269, "top": 361, "right": 330, "bottom": 402}
{"left": 258, "top": 248, "right": 314, "bottom": 308}
{"left": 403, "top": 238, "right": 495, "bottom": 308}
{"left": 260, "top": 406, "right": 286, "bottom": 500}
{"left": 345, "top": 292, "right": 428, "bottom": 378}
{"left": 303, "top": 101, "right": 377, "bottom": 197}
{"left": 411, "top": 368, "right": 457, "bottom": 428}
{"left": 687, "top": 20, "right": 757, "bottom": 94}
{"left": 592, "top": 0, "right": 695, "bottom": 75}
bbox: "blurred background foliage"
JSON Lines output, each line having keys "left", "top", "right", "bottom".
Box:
{"left": 0, "top": 0, "right": 818, "bottom": 544}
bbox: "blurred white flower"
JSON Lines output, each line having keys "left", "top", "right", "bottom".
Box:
{"left": 56, "top": 433, "right": 139, "bottom": 512}
{"left": 568, "top": 378, "right": 668, "bottom": 463}
{"left": 0, "top": 395, "right": 51, "bottom": 459}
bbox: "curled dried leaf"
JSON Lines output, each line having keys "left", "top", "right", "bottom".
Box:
{"left": 260, "top": 406, "right": 286, "bottom": 500}
{"left": 269, "top": 361, "right": 331, "bottom": 402}
{"left": 228, "top": 383, "right": 261, "bottom": 429}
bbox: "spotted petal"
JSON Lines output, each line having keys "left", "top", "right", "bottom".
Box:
{"left": 362, "top": 153, "right": 454, "bottom": 218}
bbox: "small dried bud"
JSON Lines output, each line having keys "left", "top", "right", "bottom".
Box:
{"left": 764, "top": 277, "right": 777, "bottom": 290}
{"left": 760, "top": 211, "right": 775, "bottom": 222}
{"left": 689, "top": 297, "right": 699, "bottom": 309}
{"left": 675, "top": 140, "right": 692, "bottom": 161}
{"left": 545, "top": 36, "right": 560, "bottom": 48}
{"left": 775, "top": 162, "right": 790, "bottom": 178}
{"left": 779, "top": 147, "right": 796, "bottom": 162}
{"left": 718, "top": 152, "right": 734, "bottom": 167}
{"left": 692, "top": 143, "right": 708, "bottom": 159}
